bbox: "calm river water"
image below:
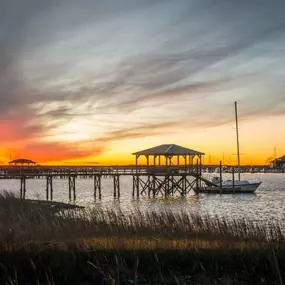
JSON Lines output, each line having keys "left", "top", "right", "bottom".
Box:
{"left": 1, "top": 173, "right": 285, "bottom": 223}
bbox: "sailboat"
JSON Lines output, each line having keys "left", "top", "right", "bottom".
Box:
{"left": 210, "top": 102, "right": 262, "bottom": 193}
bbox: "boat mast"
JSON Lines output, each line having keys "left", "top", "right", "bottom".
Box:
{"left": 234, "top": 101, "right": 241, "bottom": 181}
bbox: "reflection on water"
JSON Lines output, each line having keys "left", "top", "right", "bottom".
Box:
{"left": 0, "top": 173, "right": 285, "bottom": 223}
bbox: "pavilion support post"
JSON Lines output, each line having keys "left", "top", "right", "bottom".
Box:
{"left": 177, "top": 155, "right": 180, "bottom": 173}
{"left": 146, "top": 155, "right": 151, "bottom": 196}
{"left": 146, "top": 155, "right": 149, "bottom": 166}
{"left": 184, "top": 155, "right": 187, "bottom": 173}
{"left": 135, "top": 155, "right": 139, "bottom": 174}
{"left": 188, "top": 155, "right": 191, "bottom": 173}
{"left": 158, "top": 156, "right": 161, "bottom": 166}
{"left": 154, "top": 155, "right": 157, "bottom": 166}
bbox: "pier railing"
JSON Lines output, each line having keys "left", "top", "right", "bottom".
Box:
{"left": 0, "top": 165, "right": 199, "bottom": 176}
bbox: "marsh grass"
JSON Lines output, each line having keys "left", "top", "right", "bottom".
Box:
{"left": 1, "top": 192, "right": 283, "bottom": 249}
{"left": 0, "top": 191, "right": 284, "bottom": 284}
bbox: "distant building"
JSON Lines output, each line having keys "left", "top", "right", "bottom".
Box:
{"left": 270, "top": 156, "right": 285, "bottom": 169}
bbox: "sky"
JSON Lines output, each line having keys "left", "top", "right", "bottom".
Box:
{"left": 0, "top": 0, "right": 285, "bottom": 165}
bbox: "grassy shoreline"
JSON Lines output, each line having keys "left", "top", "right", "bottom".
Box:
{"left": 0, "top": 192, "right": 284, "bottom": 284}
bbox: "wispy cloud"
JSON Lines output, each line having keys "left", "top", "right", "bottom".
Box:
{"left": 0, "top": 0, "right": 285, "bottom": 162}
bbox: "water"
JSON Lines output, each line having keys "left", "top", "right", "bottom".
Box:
{"left": 1, "top": 173, "right": 285, "bottom": 223}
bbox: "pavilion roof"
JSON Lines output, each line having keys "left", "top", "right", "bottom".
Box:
{"left": 132, "top": 144, "right": 205, "bottom": 156}
{"left": 9, "top": 158, "right": 36, "bottom": 164}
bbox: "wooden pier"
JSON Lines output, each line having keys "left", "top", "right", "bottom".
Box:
{"left": 0, "top": 144, "right": 212, "bottom": 201}
{"left": 0, "top": 170, "right": 206, "bottom": 201}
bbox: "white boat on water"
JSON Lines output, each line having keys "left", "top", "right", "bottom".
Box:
{"left": 205, "top": 102, "right": 262, "bottom": 194}
{"left": 211, "top": 177, "right": 261, "bottom": 193}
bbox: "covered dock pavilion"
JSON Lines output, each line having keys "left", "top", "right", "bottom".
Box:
{"left": 132, "top": 144, "right": 205, "bottom": 173}
{"left": 132, "top": 144, "right": 205, "bottom": 196}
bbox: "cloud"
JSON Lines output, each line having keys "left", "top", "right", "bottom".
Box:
{"left": 13, "top": 141, "right": 104, "bottom": 163}
{"left": 0, "top": 113, "right": 106, "bottom": 163}
{"left": 0, "top": 0, "right": 285, "bottom": 162}
{"left": 96, "top": 79, "right": 224, "bottom": 113}
{"left": 95, "top": 121, "right": 180, "bottom": 144}
{"left": 0, "top": 114, "right": 43, "bottom": 144}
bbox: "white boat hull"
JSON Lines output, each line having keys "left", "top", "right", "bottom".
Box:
{"left": 220, "top": 182, "right": 261, "bottom": 193}
{"left": 199, "top": 182, "right": 261, "bottom": 194}
{"left": 203, "top": 177, "right": 262, "bottom": 193}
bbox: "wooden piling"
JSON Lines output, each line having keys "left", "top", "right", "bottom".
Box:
{"left": 136, "top": 176, "right": 139, "bottom": 197}
{"left": 73, "top": 177, "right": 76, "bottom": 200}
{"left": 195, "top": 160, "right": 199, "bottom": 191}
{"left": 232, "top": 167, "right": 235, "bottom": 193}
{"left": 219, "top": 161, "right": 222, "bottom": 194}
{"left": 68, "top": 176, "right": 76, "bottom": 201}
{"left": 46, "top": 176, "right": 53, "bottom": 201}
{"left": 94, "top": 175, "right": 101, "bottom": 199}
{"left": 132, "top": 176, "right": 136, "bottom": 197}
{"left": 151, "top": 175, "right": 156, "bottom": 197}
{"left": 20, "top": 176, "right": 26, "bottom": 200}
{"left": 113, "top": 175, "right": 120, "bottom": 198}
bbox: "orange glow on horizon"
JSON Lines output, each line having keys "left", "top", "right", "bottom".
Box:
{"left": 0, "top": 115, "right": 284, "bottom": 166}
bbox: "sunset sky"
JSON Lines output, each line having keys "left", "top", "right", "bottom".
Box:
{"left": 0, "top": 0, "right": 285, "bottom": 165}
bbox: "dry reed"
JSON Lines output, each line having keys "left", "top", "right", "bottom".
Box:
{"left": 0, "top": 191, "right": 284, "bottom": 284}
{"left": 0, "top": 191, "right": 283, "bottom": 251}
